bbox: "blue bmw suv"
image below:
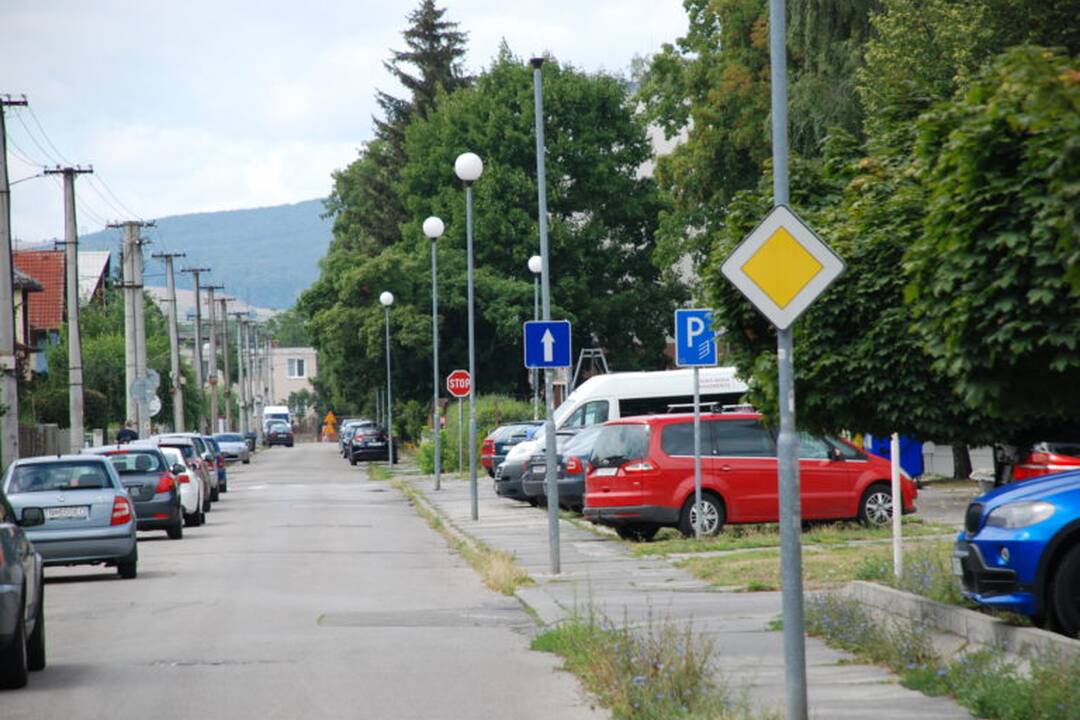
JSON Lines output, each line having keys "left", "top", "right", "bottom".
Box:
{"left": 955, "top": 471, "right": 1080, "bottom": 636}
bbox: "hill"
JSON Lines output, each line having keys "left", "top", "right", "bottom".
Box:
{"left": 79, "top": 198, "right": 332, "bottom": 310}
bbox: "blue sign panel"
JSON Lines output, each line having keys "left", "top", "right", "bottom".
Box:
{"left": 524, "top": 320, "right": 572, "bottom": 369}
{"left": 674, "top": 309, "right": 717, "bottom": 367}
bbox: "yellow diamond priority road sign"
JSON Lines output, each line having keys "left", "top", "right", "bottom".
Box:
{"left": 720, "top": 205, "right": 844, "bottom": 330}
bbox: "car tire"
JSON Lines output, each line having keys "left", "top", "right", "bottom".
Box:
{"left": 243, "top": 459, "right": 250, "bottom": 465}
{"left": 0, "top": 588, "right": 28, "bottom": 689}
{"left": 202, "top": 492, "right": 211, "bottom": 513}
{"left": 1050, "top": 543, "right": 1080, "bottom": 638}
{"left": 117, "top": 547, "right": 138, "bottom": 580}
{"left": 27, "top": 580, "right": 45, "bottom": 672}
{"left": 349, "top": 454, "right": 357, "bottom": 466}
{"left": 210, "top": 486, "right": 220, "bottom": 502}
{"left": 858, "top": 483, "right": 893, "bottom": 527}
{"left": 679, "top": 492, "right": 725, "bottom": 537}
{"left": 616, "top": 525, "right": 660, "bottom": 542}
{"left": 167, "top": 518, "right": 184, "bottom": 540}
{"left": 220, "top": 481, "right": 228, "bottom": 494}
{"left": 184, "top": 512, "right": 198, "bottom": 527}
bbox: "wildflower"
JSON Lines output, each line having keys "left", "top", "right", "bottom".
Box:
{"left": 632, "top": 675, "right": 647, "bottom": 687}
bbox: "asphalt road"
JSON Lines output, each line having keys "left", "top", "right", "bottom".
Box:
{"left": 3, "top": 443, "right": 603, "bottom": 720}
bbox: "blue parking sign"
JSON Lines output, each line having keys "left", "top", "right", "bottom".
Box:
{"left": 524, "top": 320, "right": 572, "bottom": 368}
{"left": 675, "top": 309, "right": 717, "bottom": 367}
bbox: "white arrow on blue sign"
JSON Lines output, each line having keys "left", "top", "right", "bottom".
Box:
{"left": 674, "top": 309, "right": 718, "bottom": 367}
{"left": 523, "top": 320, "right": 572, "bottom": 369}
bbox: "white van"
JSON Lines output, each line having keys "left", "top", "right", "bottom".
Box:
{"left": 553, "top": 367, "right": 748, "bottom": 430}
{"left": 262, "top": 405, "right": 291, "bottom": 429}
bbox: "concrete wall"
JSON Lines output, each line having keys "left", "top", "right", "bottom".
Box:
{"left": 271, "top": 346, "right": 318, "bottom": 407}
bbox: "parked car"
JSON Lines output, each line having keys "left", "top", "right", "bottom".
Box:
{"left": 151, "top": 435, "right": 216, "bottom": 508}
{"left": 954, "top": 471, "right": 1080, "bottom": 637}
{"left": 158, "top": 446, "right": 206, "bottom": 527}
{"left": 244, "top": 431, "right": 257, "bottom": 452}
{"left": 583, "top": 412, "right": 916, "bottom": 540}
{"left": 84, "top": 445, "right": 184, "bottom": 540}
{"left": 522, "top": 426, "right": 602, "bottom": 511}
{"left": 339, "top": 420, "right": 370, "bottom": 457}
{"left": 494, "top": 427, "right": 558, "bottom": 503}
{"left": 2, "top": 455, "right": 138, "bottom": 578}
{"left": 213, "top": 433, "right": 251, "bottom": 464}
{"left": 1012, "top": 442, "right": 1080, "bottom": 482}
{"left": 482, "top": 422, "right": 542, "bottom": 478}
{"left": 0, "top": 487, "right": 45, "bottom": 688}
{"left": 202, "top": 436, "right": 228, "bottom": 493}
{"left": 348, "top": 422, "right": 396, "bottom": 464}
{"left": 265, "top": 421, "right": 294, "bottom": 448}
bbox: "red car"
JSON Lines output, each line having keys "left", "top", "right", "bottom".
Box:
{"left": 583, "top": 412, "right": 917, "bottom": 540}
{"left": 1012, "top": 442, "right": 1080, "bottom": 482}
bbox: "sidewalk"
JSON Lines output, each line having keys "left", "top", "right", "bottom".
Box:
{"left": 400, "top": 470, "right": 973, "bottom": 720}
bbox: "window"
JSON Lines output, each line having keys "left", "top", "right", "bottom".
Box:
{"left": 713, "top": 420, "right": 775, "bottom": 457}
{"left": 107, "top": 451, "right": 166, "bottom": 474}
{"left": 564, "top": 400, "right": 610, "bottom": 428}
{"left": 826, "top": 436, "right": 866, "bottom": 460}
{"left": 661, "top": 422, "right": 697, "bottom": 456}
{"left": 591, "top": 424, "right": 650, "bottom": 468}
{"left": 798, "top": 432, "right": 832, "bottom": 459}
{"left": 287, "top": 358, "right": 306, "bottom": 378}
{"left": 7, "top": 462, "right": 113, "bottom": 493}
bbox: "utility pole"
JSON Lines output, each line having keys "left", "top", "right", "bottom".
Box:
{"left": 154, "top": 251, "right": 185, "bottom": 431}
{"left": 264, "top": 333, "right": 273, "bottom": 407}
{"left": 132, "top": 229, "right": 150, "bottom": 437}
{"left": 251, "top": 325, "right": 264, "bottom": 444}
{"left": 231, "top": 313, "right": 248, "bottom": 435}
{"left": 45, "top": 165, "right": 93, "bottom": 451}
{"left": 218, "top": 297, "right": 232, "bottom": 431}
{"left": 0, "top": 95, "right": 28, "bottom": 470}
{"left": 181, "top": 267, "right": 209, "bottom": 431}
{"left": 111, "top": 220, "right": 154, "bottom": 436}
{"left": 204, "top": 284, "right": 223, "bottom": 433}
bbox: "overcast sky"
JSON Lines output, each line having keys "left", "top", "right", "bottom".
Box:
{"left": 3, "top": 0, "right": 687, "bottom": 244}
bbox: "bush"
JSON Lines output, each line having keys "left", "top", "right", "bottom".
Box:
{"left": 418, "top": 394, "right": 534, "bottom": 473}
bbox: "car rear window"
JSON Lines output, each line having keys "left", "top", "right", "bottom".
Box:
{"left": 7, "top": 462, "right": 115, "bottom": 493}
{"left": 214, "top": 434, "right": 244, "bottom": 442}
{"left": 591, "top": 424, "right": 650, "bottom": 469}
{"left": 107, "top": 451, "right": 166, "bottom": 474}
{"left": 161, "top": 444, "right": 194, "bottom": 460}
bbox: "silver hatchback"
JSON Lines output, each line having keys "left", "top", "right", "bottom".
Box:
{"left": 2, "top": 456, "right": 138, "bottom": 579}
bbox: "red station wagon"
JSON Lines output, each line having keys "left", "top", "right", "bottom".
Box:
{"left": 583, "top": 412, "right": 917, "bottom": 540}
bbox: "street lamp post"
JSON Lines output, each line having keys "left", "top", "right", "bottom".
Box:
{"left": 380, "top": 291, "right": 395, "bottom": 470}
{"left": 424, "top": 216, "right": 445, "bottom": 491}
{"left": 455, "top": 151, "right": 483, "bottom": 521}
{"left": 528, "top": 255, "right": 542, "bottom": 420}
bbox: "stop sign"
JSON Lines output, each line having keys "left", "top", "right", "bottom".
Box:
{"left": 446, "top": 369, "right": 471, "bottom": 398}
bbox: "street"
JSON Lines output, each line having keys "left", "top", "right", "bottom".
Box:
{"left": 3, "top": 444, "right": 602, "bottom": 720}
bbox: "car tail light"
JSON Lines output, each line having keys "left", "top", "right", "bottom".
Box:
{"left": 156, "top": 473, "right": 176, "bottom": 493}
{"left": 178, "top": 472, "right": 191, "bottom": 484}
{"left": 622, "top": 461, "right": 655, "bottom": 473}
{"left": 482, "top": 439, "right": 494, "bottom": 454}
{"left": 565, "top": 456, "right": 583, "bottom": 474}
{"left": 111, "top": 495, "right": 133, "bottom": 526}
{"left": 217, "top": 456, "right": 224, "bottom": 469}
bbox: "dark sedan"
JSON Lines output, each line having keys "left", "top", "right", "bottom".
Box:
{"left": 266, "top": 422, "right": 294, "bottom": 448}
{"left": 522, "top": 426, "right": 599, "bottom": 511}
{"left": 349, "top": 423, "right": 397, "bottom": 464}
{"left": 0, "top": 488, "right": 45, "bottom": 688}
{"left": 85, "top": 445, "right": 184, "bottom": 540}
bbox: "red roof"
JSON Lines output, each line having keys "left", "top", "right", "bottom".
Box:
{"left": 13, "top": 250, "right": 66, "bottom": 332}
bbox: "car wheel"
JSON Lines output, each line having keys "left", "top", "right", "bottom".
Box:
{"left": 616, "top": 525, "right": 660, "bottom": 542}
{"left": 202, "top": 493, "right": 211, "bottom": 513}
{"left": 167, "top": 518, "right": 184, "bottom": 540}
{"left": 117, "top": 547, "right": 138, "bottom": 579}
{"left": 349, "top": 454, "right": 357, "bottom": 466}
{"left": 1050, "top": 543, "right": 1080, "bottom": 637}
{"left": 220, "top": 481, "right": 228, "bottom": 494}
{"left": 27, "top": 580, "right": 45, "bottom": 672}
{"left": 243, "top": 458, "right": 250, "bottom": 465}
{"left": 858, "top": 483, "right": 893, "bottom": 527}
{"left": 0, "top": 588, "right": 28, "bottom": 688}
{"left": 184, "top": 512, "right": 197, "bottom": 527}
{"left": 210, "top": 486, "right": 220, "bottom": 502}
{"left": 679, "top": 492, "right": 725, "bottom": 537}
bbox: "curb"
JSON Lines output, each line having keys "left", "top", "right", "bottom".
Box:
{"left": 842, "top": 580, "right": 1080, "bottom": 660}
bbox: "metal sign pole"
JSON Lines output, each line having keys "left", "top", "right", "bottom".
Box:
{"left": 693, "top": 366, "right": 702, "bottom": 538}
{"left": 891, "top": 432, "right": 903, "bottom": 578}
{"left": 771, "top": 0, "right": 808, "bottom": 716}
{"left": 458, "top": 399, "right": 463, "bottom": 473}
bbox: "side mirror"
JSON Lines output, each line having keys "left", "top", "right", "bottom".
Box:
{"left": 20, "top": 507, "right": 45, "bottom": 527}
{"left": 172, "top": 464, "right": 186, "bottom": 475}
{"left": 828, "top": 447, "right": 845, "bottom": 462}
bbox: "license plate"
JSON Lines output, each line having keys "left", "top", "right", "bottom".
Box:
{"left": 532, "top": 465, "right": 546, "bottom": 476}
{"left": 952, "top": 547, "right": 968, "bottom": 577}
{"left": 46, "top": 506, "right": 89, "bottom": 520}
{"left": 593, "top": 467, "right": 617, "bottom": 477}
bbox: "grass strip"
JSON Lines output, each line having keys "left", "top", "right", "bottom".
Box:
{"left": 532, "top": 610, "right": 777, "bottom": 720}
{"left": 393, "top": 479, "right": 532, "bottom": 596}
{"left": 806, "top": 593, "right": 1080, "bottom": 720}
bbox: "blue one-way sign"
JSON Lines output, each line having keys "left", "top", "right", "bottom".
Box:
{"left": 675, "top": 309, "right": 717, "bottom": 367}
{"left": 524, "top": 320, "right": 572, "bottom": 369}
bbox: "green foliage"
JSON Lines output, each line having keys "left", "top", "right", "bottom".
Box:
{"left": 417, "top": 394, "right": 533, "bottom": 473}
{"left": 906, "top": 47, "right": 1080, "bottom": 436}
{"left": 265, "top": 308, "right": 311, "bottom": 347}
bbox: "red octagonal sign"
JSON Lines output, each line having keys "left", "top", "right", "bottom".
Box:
{"left": 446, "top": 369, "right": 471, "bottom": 398}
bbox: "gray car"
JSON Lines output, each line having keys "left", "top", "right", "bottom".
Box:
{"left": 212, "top": 433, "right": 251, "bottom": 464}
{"left": 83, "top": 445, "right": 184, "bottom": 540}
{"left": 3, "top": 455, "right": 138, "bottom": 579}
{"left": 0, "top": 487, "right": 45, "bottom": 688}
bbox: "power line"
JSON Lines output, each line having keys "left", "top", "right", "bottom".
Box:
{"left": 24, "top": 104, "right": 70, "bottom": 165}
{"left": 12, "top": 111, "right": 60, "bottom": 165}
{"left": 5, "top": 134, "right": 45, "bottom": 167}
{"left": 91, "top": 173, "right": 141, "bottom": 220}
{"left": 84, "top": 175, "right": 130, "bottom": 219}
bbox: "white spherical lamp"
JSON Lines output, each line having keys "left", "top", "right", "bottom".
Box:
{"left": 379, "top": 291, "right": 394, "bottom": 307}
{"left": 528, "top": 255, "right": 542, "bottom": 275}
{"left": 423, "top": 216, "right": 445, "bottom": 240}
{"left": 454, "top": 152, "right": 483, "bottom": 183}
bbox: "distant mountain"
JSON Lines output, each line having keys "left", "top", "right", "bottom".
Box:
{"left": 80, "top": 198, "right": 332, "bottom": 310}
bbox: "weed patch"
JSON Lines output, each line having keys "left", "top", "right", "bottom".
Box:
{"left": 532, "top": 610, "right": 776, "bottom": 720}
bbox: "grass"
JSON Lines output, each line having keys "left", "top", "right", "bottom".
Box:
{"left": 532, "top": 610, "right": 777, "bottom": 720}
{"left": 393, "top": 478, "right": 533, "bottom": 596}
{"left": 367, "top": 464, "right": 394, "bottom": 481}
{"left": 805, "top": 593, "right": 1080, "bottom": 720}
{"left": 633, "top": 518, "right": 953, "bottom": 557}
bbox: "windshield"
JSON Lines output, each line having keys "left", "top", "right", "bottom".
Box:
{"left": 107, "top": 451, "right": 166, "bottom": 474}
{"left": 214, "top": 434, "right": 243, "bottom": 442}
{"left": 269, "top": 422, "right": 291, "bottom": 431}
{"left": 590, "top": 424, "right": 649, "bottom": 469}
{"left": 7, "top": 462, "right": 115, "bottom": 493}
